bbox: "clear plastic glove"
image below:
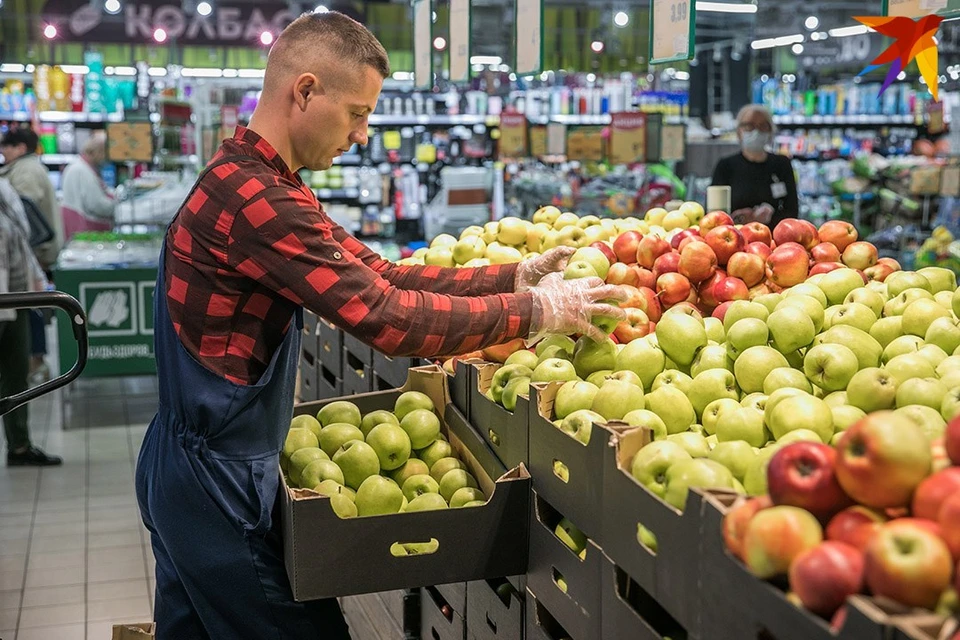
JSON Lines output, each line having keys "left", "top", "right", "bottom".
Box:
{"left": 529, "top": 272, "right": 631, "bottom": 343}
{"left": 515, "top": 246, "right": 576, "bottom": 292}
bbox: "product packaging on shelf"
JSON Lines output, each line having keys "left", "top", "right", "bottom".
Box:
{"left": 469, "top": 361, "right": 530, "bottom": 471}
{"left": 282, "top": 366, "right": 530, "bottom": 601}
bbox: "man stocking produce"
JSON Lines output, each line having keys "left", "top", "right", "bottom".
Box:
{"left": 134, "top": 11, "right": 626, "bottom": 639}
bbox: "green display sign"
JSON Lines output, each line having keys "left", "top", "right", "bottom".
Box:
{"left": 56, "top": 267, "right": 158, "bottom": 377}
{"left": 883, "top": 0, "right": 960, "bottom": 18}
{"left": 649, "top": 0, "right": 696, "bottom": 65}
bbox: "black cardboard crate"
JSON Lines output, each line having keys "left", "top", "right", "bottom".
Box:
{"left": 526, "top": 491, "right": 601, "bottom": 640}
{"left": 283, "top": 367, "right": 531, "bottom": 601}
{"left": 467, "top": 578, "right": 524, "bottom": 640}
{"left": 344, "top": 331, "right": 374, "bottom": 366}
{"left": 422, "top": 585, "right": 467, "bottom": 640}
{"left": 342, "top": 347, "right": 373, "bottom": 395}
{"left": 374, "top": 371, "right": 397, "bottom": 391}
{"left": 318, "top": 319, "right": 343, "bottom": 376}
{"left": 374, "top": 351, "right": 423, "bottom": 389}
{"left": 448, "top": 359, "right": 475, "bottom": 419}
{"left": 699, "top": 489, "right": 906, "bottom": 640}
{"left": 892, "top": 614, "right": 956, "bottom": 640}
{"left": 602, "top": 427, "right": 701, "bottom": 635}
{"left": 299, "top": 362, "right": 319, "bottom": 402}
{"left": 317, "top": 364, "right": 343, "bottom": 400}
{"left": 469, "top": 362, "right": 529, "bottom": 471}
{"left": 528, "top": 382, "right": 618, "bottom": 541}
{"left": 301, "top": 312, "right": 319, "bottom": 359}
{"left": 524, "top": 588, "right": 576, "bottom": 640}
{"left": 340, "top": 592, "right": 404, "bottom": 640}
{"left": 435, "top": 582, "right": 466, "bottom": 618}
{"left": 600, "top": 551, "right": 687, "bottom": 640}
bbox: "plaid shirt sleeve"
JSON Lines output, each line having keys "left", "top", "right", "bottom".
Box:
{"left": 227, "top": 186, "right": 534, "bottom": 358}
{"left": 326, "top": 216, "right": 520, "bottom": 297}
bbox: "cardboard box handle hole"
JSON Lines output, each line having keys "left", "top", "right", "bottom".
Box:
{"left": 552, "top": 459, "right": 570, "bottom": 484}
{"left": 389, "top": 538, "right": 440, "bottom": 557}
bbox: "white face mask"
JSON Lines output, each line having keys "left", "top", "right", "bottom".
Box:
{"left": 742, "top": 129, "right": 771, "bottom": 153}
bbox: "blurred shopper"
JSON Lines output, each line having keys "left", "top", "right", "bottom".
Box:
{"left": 61, "top": 132, "right": 116, "bottom": 242}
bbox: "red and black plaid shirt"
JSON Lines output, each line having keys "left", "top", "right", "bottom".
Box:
{"left": 164, "top": 127, "right": 533, "bottom": 385}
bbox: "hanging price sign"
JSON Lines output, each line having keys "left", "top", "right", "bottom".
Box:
{"left": 609, "top": 113, "right": 647, "bottom": 166}
{"left": 650, "top": 0, "right": 696, "bottom": 64}
{"left": 413, "top": 0, "right": 432, "bottom": 90}
{"left": 499, "top": 112, "right": 528, "bottom": 158}
{"left": 449, "top": 0, "right": 471, "bottom": 83}
{"left": 883, "top": 0, "right": 959, "bottom": 17}
{"left": 529, "top": 126, "right": 547, "bottom": 157}
{"left": 515, "top": 0, "right": 544, "bottom": 75}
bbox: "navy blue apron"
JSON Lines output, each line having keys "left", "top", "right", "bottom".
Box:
{"left": 135, "top": 158, "right": 351, "bottom": 639}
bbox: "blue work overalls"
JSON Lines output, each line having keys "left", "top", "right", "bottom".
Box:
{"left": 135, "top": 159, "right": 351, "bottom": 639}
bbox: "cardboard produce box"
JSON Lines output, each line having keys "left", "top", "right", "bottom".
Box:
{"left": 111, "top": 623, "right": 154, "bottom": 639}
{"left": 302, "top": 311, "right": 319, "bottom": 359}
{"left": 342, "top": 347, "right": 373, "bottom": 395}
{"left": 600, "top": 550, "right": 686, "bottom": 640}
{"left": 526, "top": 490, "right": 602, "bottom": 640}
{"left": 317, "top": 364, "right": 343, "bottom": 400}
{"left": 421, "top": 585, "right": 467, "bottom": 640}
{"left": 601, "top": 427, "right": 701, "bottom": 636}
{"left": 298, "top": 360, "right": 319, "bottom": 402}
{"left": 699, "top": 489, "right": 908, "bottom": 640}
{"left": 344, "top": 331, "right": 374, "bottom": 366}
{"left": 467, "top": 578, "right": 525, "bottom": 640}
{"left": 524, "top": 587, "right": 576, "bottom": 640}
{"left": 447, "top": 358, "right": 477, "bottom": 420}
{"left": 892, "top": 614, "right": 957, "bottom": 640}
{"left": 435, "top": 581, "right": 467, "bottom": 617}
{"left": 374, "top": 350, "right": 424, "bottom": 389}
{"left": 282, "top": 366, "right": 531, "bottom": 601}
{"left": 340, "top": 591, "right": 409, "bottom": 640}
{"left": 317, "top": 318, "right": 343, "bottom": 376}
{"left": 469, "top": 362, "right": 530, "bottom": 471}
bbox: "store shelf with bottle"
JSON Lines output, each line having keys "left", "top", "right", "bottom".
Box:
{"left": 754, "top": 76, "right": 931, "bottom": 123}
{"left": 776, "top": 126, "right": 919, "bottom": 161}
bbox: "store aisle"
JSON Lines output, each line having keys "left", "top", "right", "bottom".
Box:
{"left": 0, "top": 381, "right": 158, "bottom": 640}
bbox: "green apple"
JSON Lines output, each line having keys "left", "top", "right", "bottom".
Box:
{"left": 896, "top": 377, "right": 948, "bottom": 410}
{"left": 708, "top": 440, "right": 758, "bottom": 482}
{"left": 903, "top": 298, "right": 952, "bottom": 338}
{"left": 870, "top": 316, "right": 905, "bottom": 350}
{"left": 776, "top": 429, "right": 824, "bottom": 446}
{"left": 502, "top": 349, "right": 539, "bottom": 370}
{"left": 785, "top": 282, "right": 829, "bottom": 307}
{"left": 942, "top": 388, "right": 960, "bottom": 421}
{"left": 663, "top": 458, "right": 736, "bottom": 510}
{"left": 572, "top": 336, "right": 619, "bottom": 378}
{"left": 645, "top": 386, "right": 696, "bottom": 435}
{"left": 318, "top": 423, "right": 364, "bottom": 458}
{"left": 502, "top": 377, "right": 531, "bottom": 411}
{"left": 314, "top": 479, "right": 355, "bottom": 501}
{"left": 536, "top": 335, "right": 576, "bottom": 358}
{"left": 866, "top": 280, "right": 889, "bottom": 298}
{"left": 763, "top": 367, "right": 813, "bottom": 395}
{"left": 417, "top": 439, "right": 453, "bottom": 471}
{"left": 405, "top": 493, "right": 449, "bottom": 512}
{"left": 537, "top": 345, "right": 569, "bottom": 363}
{"left": 366, "top": 423, "right": 412, "bottom": 471}
{"left": 298, "top": 458, "right": 344, "bottom": 490}
{"left": 394, "top": 392, "right": 435, "bottom": 421}
{"left": 288, "top": 448, "right": 328, "bottom": 487}
{"left": 740, "top": 393, "right": 768, "bottom": 413}
{"left": 918, "top": 344, "right": 950, "bottom": 370}
{"left": 333, "top": 440, "right": 381, "bottom": 490}
{"left": 754, "top": 293, "right": 784, "bottom": 315}
{"left": 554, "top": 518, "right": 587, "bottom": 555}
{"left": 726, "top": 318, "right": 770, "bottom": 361}
{"left": 490, "top": 364, "right": 533, "bottom": 403}
{"left": 716, "top": 407, "right": 767, "bottom": 448}
{"left": 431, "top": 233, "right": 458, "bottom": 249}
{"left": 691, "top": 345, "right": 732, "bottom": 377}
{"left": 452, "top": 235, "right": 487, "bottom": 264}
{"left": 390, "top": 458, "right": 431, "bottom": 487}
{"left": 824, "top": 302, "right": 877, "bottom": 333}
{"left": 846, "top": 368, "right": 898, "bottom": 413}
{"left": 290, "top": 415, "right": 323, "bottom": 442}
{"left": 607, "top": 370, "right": 644, "bottom": 388}
{"left": 702, "top": 398, "right": 742, "bottom": 435}
{"left": 359, "top": 410, "right": 400, "bottom": 438}
{"left": 767, "top": 306, "right": 816, "bottom": 354}
{"left": 763, "top": 388, "right": 808, "bottom": 425}
{"left": 429, "top": 457, "right": 466, "bottom": 483}
{"left": 560, "top": 409, "right": 604, "bottom": 444}
{"left": 449, "top": 487, "right": 486, "bottom": 508}
{"left": 882, "top": 335, "right": 925, "bottom": 363}
{"left": 400, "top": 409, "right": 441, "bottom": 450}
{"left": 814, "top": 325, "right": 883, "bottom": 370}
{"left": 688, "top": 369, "right": 739, "bottom": 419}
{"left": 918, "top": 266, "right": 957, "bottom": 293}
{"left": 803, "top": 344, "right": 859, "bottom": 392}
{"left": 439, "top": 469, "right": 479, "bottom": 503}
{"left": 586, "top": 370, "right": 613, "bottom": 387}
{"left": 666, "top": 432, "right": 711, "bottom": 458}
{"left": 401, "top": 474, "right": 440, "bottom": 502}
{"left": 570, "top": 246, "right": 611, "bottom": 280}
{"left": 616, "top": 338, "right": 666, "bottom": 390}
{"left": 938, "top": 356, "right": 960, "bottom": 377}
{"left": 925, "top": 317, "right": 960, "bottom": 355}
{"left": 784, "top": 348, "right": 806, "bottom": 371}
{"left": 652, "top": 370, "right": 694, "bottom": 395}
{"left": 767, "top": 395, "right": 833, "bottom": 443}
{"left": 743, "top": 448, "right": 778, "bottom": 496}
{"left": 630, "top": 441, "right": 692, "bottom": 498}
{"left": 554, "top": 381, "right": 600, "bottom": 420}
{"left": 886, "top": 353, "right": 937, "bottom": 385}
{"left": 831, "top": 405, "right": 866, "bottom": 432}
{"left": 532, "top": 358, "right": 579, "bottom": 383}
{"left": 941, "top": 369, "right": 960, "bottom": 390}
{"left": 734, "top": 346, "right": 790, "bottom": 395}
{"left": 704, "top": 317, "right": 725, "bottom": 343}
{"left": 593, "top": 379, "right": 645, "bottom": 420}
{"left": 622, "top": 409, "right": 668, "bottom": 440}
{"left": 563, "top": 259, "right": 599, "bottom": 280}
{"left": 317, "top": 401, "right": 362, "bottom": 428}
{"left": 824, "top": 391, "right": 849, "bottom": 408}
{"left": 776, "top": 295, "right": 825, "bottom": 333}
{"left": 425, "top": 247, "right": 456, "bottom": 267}
{"left": 887, "top": 271, "right": 933, "bottom": 297}
{"left": 936, "top": 290, "right": 955, "bottom": 310}
{"left": 953, "top": 288, "right": 960, "bottom": 318}
{"left": 355, "top": 475, "right": 404, "bottom": 516}
{"left": 283, "top": 428, "right": 319, "bottom": 469}
{"left": 884, "top": 287, "right": 935, "bottom": 317}
{"left": 845, "top": 288, "right": 885, "bottom": 318}
{"left": 817, "top": 268, "right": 864, "bottom": 306}
{"left": 637, "top": 524, "right": 658, "bottom": 552}
{"left": 656, "top": 312, "right": 707, "bottom": 367}
{"left": 722, "top": 300, "right": 770, "bottom": 333}
{"left": 894, "top": 405, "right": 947, "bottom": 442}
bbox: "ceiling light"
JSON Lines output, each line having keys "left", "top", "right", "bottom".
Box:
{"left": 153, "top": 27, "right": 167, "bottom": 42}
{"left": 43, "top": 24, "right": 57, "bottom": 39}
{"left": 260, "top": 31, "right": 273, "bottom": 46}
{"left": 614, "top": 11, "right": 629, "bottom": 27}
{"left": 591, "top": 40, "right": 604, "bottom": 53}
{"left": 804, "top": 16, "right": 819, "bottom": 30}
{"left": 696, "top": 2, "right": 757, "bottom": 14}
{"left": 586, "top": 73, "right": 596, "bottom": 82}
{"left": 828, "top": 25, "right": 871, "bottom": 37}
{"left": 313, "top": 4, "right": 327, "bottom": 13}
{"left": 470, "top": 55, "right": 501, "bottom": 65}
{"left": 197, "top": 1, "right": 212, "bottom": 15}
{"left": 104, "top": 0, "right": 121, "bottom": 14}
{"left": 433, "top": 36, "right": 446, "bottom": 50}
{"left": 792, "top": 43, "right": 804, "bottom": 54}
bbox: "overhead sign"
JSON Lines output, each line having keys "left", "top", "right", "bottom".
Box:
{"left": 449, "top": 0, "right": 471, "bottom": 83}
{"left": 515, "top": 0, "right": 544, "bottom": 75}
{"left": 650, "top": 0, "right": 696, "bottom": 64}
{"left": 413, "top": 0, "right": 432, "bottom": 90}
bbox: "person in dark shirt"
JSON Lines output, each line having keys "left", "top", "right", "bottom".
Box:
{"left": 711, "top": 104, "right": 799, "bottom": 228}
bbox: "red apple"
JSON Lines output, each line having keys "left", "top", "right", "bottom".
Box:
{"left": 773, "top": 218, "right": 819, "bottom": 251}
{"left": 613, "top": 230, "right": 643, "bottom": 264}
{"left": 809, "top": 261, "right": 845, "bottom": 276}
{"left": 841, "top": 241, "right": 879, "bottom": 270}
{"left": 740, "top": 222, "right": 773, "bottom": 246}
{"left": 818, "top": 220, "right": 858, "bottom": 252}
{"left": 656, "top": 272, "right": 692, "bottom": 307}
{"left": 946, "top": 416, "right": 960, "bottom": 466}
{"left": 605, "top": 262, "right": 641, "bottom": 287}
{"left": 634, "top": 267, "right": 656, "bottom": 290}
{"left": 590, "top": 241, "right": 618, "bottom": 266}
{"left": 722, "top": 495, "right": 773, "bottom": 561}
{"left": 877, "top": 257, "right": 901, "bottom": 272}
{"left": 714, "top": 276, "right": 749, "bottom": 303}
{"left": 744, "top": 242, "right": 772, "bottom": 260}
{"left": 789, "top": 541, "right": 864, "bottom": 618}
{"left": 678, "top": 236, "right": 703, "bottom": 252}
{"left": 767, "top": 443, "right": 853, "bottom": 522}
{"left": 613, "top": 307, "right": 652, "bottom": 343}
{"left": 766, "top": 243, "right": 810, "bottom": 288}
{"left": 704, "top": 225, "right": 746, "bottom": 266}
{"left": 891, "top": 517, "right": 944, "bottom": 540}
{"left": 678, "top": 241, "right": 718, "bottom": 284}
{"left": 671, "top": 228, "right": 701, "bottom": 250}
{"left": 743, "top": 506, "right": 824, "bottom": 578}
{"left": 811, "top": 242, "right": 842, "bottom": 263}
{"left": 653, "top": 252, "right": 681, "bottom": 279}
{"left": 826, "top": 506, "right": 887, "bottom": 552}
{"left": 623, "top": 286, "right": 662, "bottom": 323}
{"left": 913, "top": 468, "right": 960, "bottom": 521}
{"left": 834, "top": 411, "right": 933, "bottom": 509}
{"left": 712, "top": 301, "right": 734, "bottom": 322}
{"left": 864, "top": 520, "right": 954, "bottom": 609}
{"left": 726, "top": 252, "right": 766, "bottom": 287}
{"left": 699, "top": 210, "right": 735, "bottom": 234}
{"left": 636, "top": 235, "right": 671, "bottom": 269}
{"left": 748, "top": 282, "right": 772, "bottom": 299}
{"left": 938, "top": 492, "right": 960, "bottom": 560}
{"left": 863, "top": 264, "right": 895, "bottom": 283}
{"left": 698, "top": 269, "right": 726, "bottom": 308}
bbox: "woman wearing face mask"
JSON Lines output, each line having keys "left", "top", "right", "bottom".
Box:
{"left": 711, "top": 104, "right": 798, "bottom": 227}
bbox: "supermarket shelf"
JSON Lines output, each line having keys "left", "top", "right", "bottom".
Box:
{"left": 366, "top": 113, "right": 638, "bottom": 127}
{"left": 313, "top": 187, "right": 379, "bottom": 204}
{"left": 0, "top": 111, "right": 123, "bottom": 123}
{"left": 773, "top": 114, "right": 917, "bottom": 126}
{"left": 41, "top": 153, "right": 78, "bottom": 164}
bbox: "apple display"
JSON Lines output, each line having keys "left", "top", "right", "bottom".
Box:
{"left": 691, "top": 344, "right": 732, "bottom": 378}
{"left": 776, "top": 295, "right": 825, "bottom": 333}
{"left": 573, "top": 336, "right": 619, "bottom": 378}
{"left": 893, "top": 405, "right": 946, "bottom": 442}
{"left": 734, "top": 346, "right": 790, "bottom": 394}
{"left": 896, "top": 378, "right": 949, "bottom": 411}
{"left": 657, "top": 272, "right": 693, "bottom": 306}
{"left": 613, "top": 230, "right": 643, "bottom": 263}
{"left": 630, "top": 440, "right": 693, "bottom": 498}
{"left": 592, "top": 379, "right": 646, "bottom": 421}
{"left": 814, "top": 325, "right": 882, "bottom": 369}
{"left": 826, "top": 505, "right": 887, "bottom": 552}
{"left": 400, "top": 409, "right": 441, "bottom": 450}
{"left": 391, "top": 458, "right": 432, "bottom": 488}
{"left": 885, "top": 353, "right": 937, "bottom": 385}
{"left": 714, "top": 277, "right": 750, "bottom": 303}
{"left": 560, "top": 409, "right": 604, "bottom": 445}
{"left": 318, "top": 401, "right": 363, "bottom": 428}
{"left": 678, "top": 241, "right": 718, "bottom": 284}
{"left": 845, "top": 368, "right": 898, "bottom": 413}
{"left": 911, "top": 467, "right": 960, "bottom": 520}
{"left": 554, "top": 381, "right": 601, "bottom": 420}
{"left": 803, "top": 344, "right": 860, "bottom": 392}
{"left": 531, "top": 358, "right": 579, "bottom": 383}
{"left": 864, "top": 520, "right": 953, "bottom": 609}
{"left": 655, "top": 312, "right": 707, "bottom": 367}
{"left": 663, "top": 458, "right": 736, "bottom": 510}
{"left": 688, "top": 369, "right": 740, "bottom": 418}
{"left": 636, "top": 235, "right": 672, "bottom": 269}
{"left": 622, "top": 409, "right": 668, "bottom": 440}
{"left": 616, "top": 338, "right": 666, "bottom": 390}
{"left": 354, "top": 475, "right": 404, "bottom": 517}
{"left": 288, "top": 448, "right": 329, "bottom": 487}
{"left": 716, "top": 407, "right": 767, "bottom": 448}
{"left": 394, "top": 392, "right": 435, "bottom": 422}
{"left": 767, "top": 442, "right": 852, "bottom": 521}
{"left": 666, "top": 432, "right": 711, "bottom": 458}
{"left": 763, "top": 367, "right": 813, "bottom": 395}
{"left": 811, "top": 242, "right": 842, "bottom": 263}
{"left": 699, "top": 210, "right": 735, "bottom": 234}
{"left": 743, "top": 505, "right": 823, "bottom": 578}
{"left": 723, "top": 495, "right": 773, "bottom": 560}
{"left": 818, "top": 220, "right": 858, "bottom": 252}
{"left": 767, "top": 395, "right": 834, "bottom": 444}
{"left": 766, "top": 243, "right": 810, "bottom": 287}
{"left": 870, "top": 316, "right": 905, "bottom": 350}
{"left": 704, "top": 225, "right": 746, "bottom": 266}
{"left": 841, "top": 241, "right": 879, "bottom": 270}
{"left": 767, "top": 306, "right": 816, "bottom": 354}
{"left": 645, "top": 386, "right": 697, "bottom": 435}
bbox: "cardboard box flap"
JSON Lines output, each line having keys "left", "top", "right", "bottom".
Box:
{"left": 532, "top": 381, "right": 564, "bottom": 421}
{"left": 112, "top": 623, "right": 155, "bottom": 639}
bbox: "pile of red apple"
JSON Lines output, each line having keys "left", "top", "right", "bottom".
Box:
{"left": 723, "top": 416, "right": 960, "bottom": 623}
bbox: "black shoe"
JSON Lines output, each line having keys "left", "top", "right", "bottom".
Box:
{"left": 8, "top": 446, "right": 63, "bottom": 466}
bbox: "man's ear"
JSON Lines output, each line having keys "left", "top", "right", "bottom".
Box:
{"left": 293, "top": 73, "right": 320, "bottom": 111}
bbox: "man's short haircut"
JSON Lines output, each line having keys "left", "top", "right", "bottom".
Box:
{"left": 0, "top": 127, "right": 39, "bottom": 151}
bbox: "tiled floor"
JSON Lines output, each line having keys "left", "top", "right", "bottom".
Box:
{"left": 1, "top": 358, "right": 159, "bottom": 640}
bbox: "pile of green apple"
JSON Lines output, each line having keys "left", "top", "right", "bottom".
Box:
{"left": 281, "top": 393, "right": 486, "bottom": 520}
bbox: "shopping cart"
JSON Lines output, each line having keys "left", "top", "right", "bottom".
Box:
{"left": 0, "top": 292, "right": 87, "bottom": 418}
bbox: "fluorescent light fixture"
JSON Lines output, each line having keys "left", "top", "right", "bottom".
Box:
{"left": 113, "top": 66, "right": 137, "bottom": 76}
{"left": 696, "top": 1, "right": 757, "bottom": 13}
{"left": 223, "top": 69, "right": 238, "bottom": 77}
{"left": 828, "top": 25, "right": 871, "bottom": 37}
{"left": 181, "top": 67, "right": 223, "bottom": 77}
{"left": 391, "top": 71, "right": 413, "bottom": 80}
{"left": 147, "top": 67, "right": 167, "bottom": 76}
{"left": 60, "top": 64, "right": 89, "bottom": 74}
{"left": 751, "top": 34, "right": 803, "bottom": 49}
{"left": 238, "top": 68, "right": 265, "bottom": 78}
{"left": 470, "top": 55, "right": 501, "bottom": 65}
{"left": 0, "top": 63, "right": 25, "bottom": 73}
{"left": 675, "top": 70, "right": 690, "bottom": 80}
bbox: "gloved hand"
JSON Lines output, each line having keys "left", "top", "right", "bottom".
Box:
{"left": 515, "top": 246, "right": 576, "bottom": 292}
{"left": 529, "top": 273, "right": 630, "bottom": 343}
